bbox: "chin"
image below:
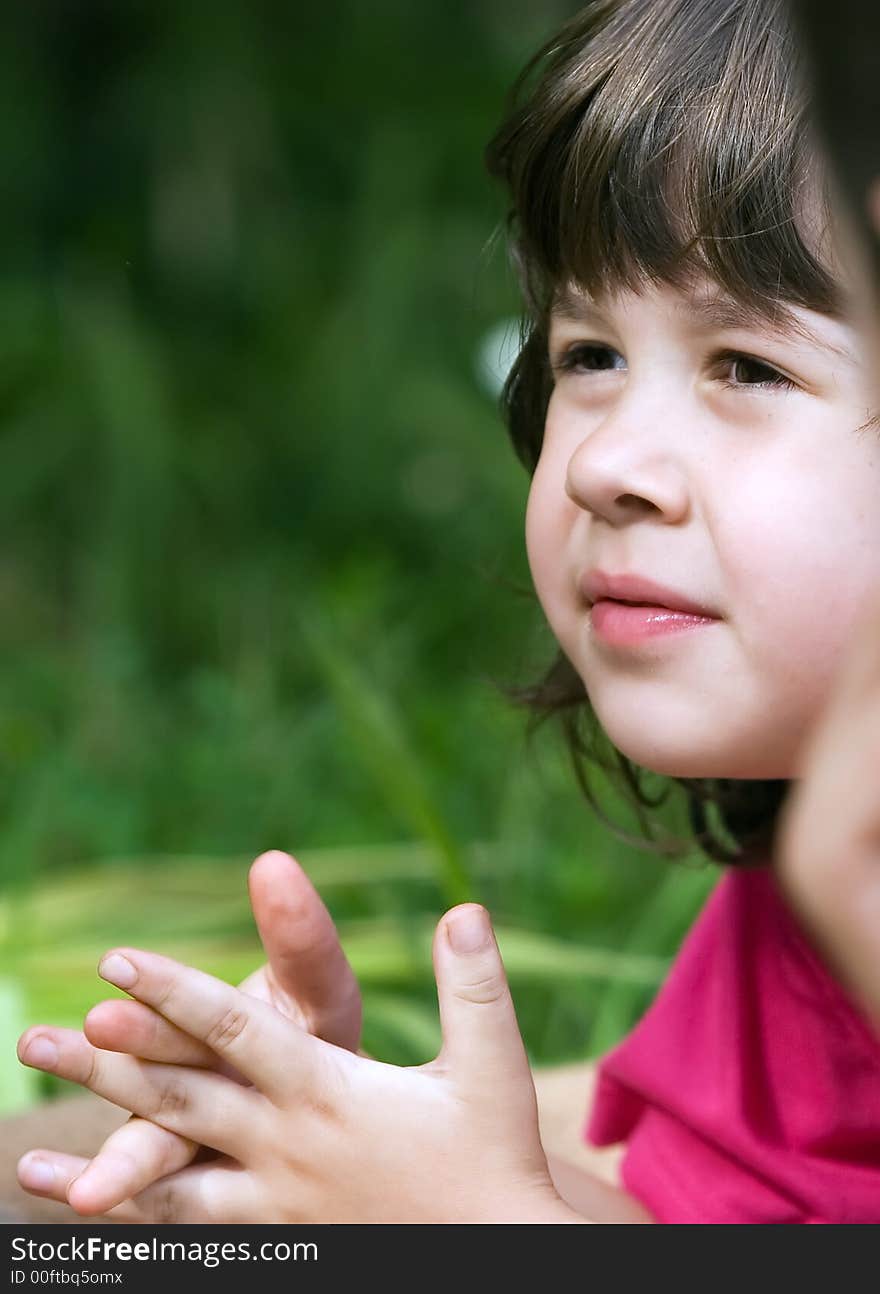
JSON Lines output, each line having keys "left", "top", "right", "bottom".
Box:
{"left": 609, "top": 732, "right": 791, "bottom": 780}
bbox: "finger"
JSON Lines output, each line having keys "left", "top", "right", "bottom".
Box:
{"left": 432, "top": 906, "right": 535, "bottom": 1103}
{"left": 777, "top": 785, "right": 880, "bottom": 1025}
{"left": 96, "top": 946, "right": 317, "bottom": 1100}
{"left": 17, "top": 1026, "right": 260, "bottom": 1158}
{"left": 17, "top": 1150, "right": 90, "bottom": 1206}
{"left": 776, "top": 668, "right": 880, "bottom": 1027}
{"left": 67, "top": 1116, "right": 200, "bottom": 1215}
{"left": 795, "top": 589, "right": 880, "bottom": 779}
{"left": 19, "top": 1154, "right": 251, "bottom": 1226}
{"left": 825, "top": 588, "right": 880, "bottom": 713}
{"left": 249, "top": 850, "right": 362, "bottom": 1050}
{"left": 85, "top": 1000, "right": 216, "bottom": 1068}
{"left": 105, "top": 1158, "right": 263, "bottom": 1224}
{"left": 17, "top": 1115, "right": 199, "bottom": 1217}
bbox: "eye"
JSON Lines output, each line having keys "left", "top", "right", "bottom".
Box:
{"left": 717, "top": 352, "right": 796, "bottom": 391}
{"left": 550, "top": 342, "right": 626, "bottom": 377}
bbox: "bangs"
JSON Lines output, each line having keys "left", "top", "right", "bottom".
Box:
{"left": 487, "top": 0, "right": 841, "bottom": 323}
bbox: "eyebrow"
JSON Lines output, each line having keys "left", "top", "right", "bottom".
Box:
{"left": 550, "top": 289, "right": 610, "bottom": 326}
{"left": 550, "top": 286, "right": 856, "bottom": 362}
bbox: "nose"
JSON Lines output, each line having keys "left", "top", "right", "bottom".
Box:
{"left": 564, "top": 394, "right": 691, "bottom": 526}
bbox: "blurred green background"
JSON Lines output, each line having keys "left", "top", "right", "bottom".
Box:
{"left": 0, "top": 0, "right": 716, "bottom": 1113}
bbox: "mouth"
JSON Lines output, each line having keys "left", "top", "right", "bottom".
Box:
{"left": 589, "top": 597, "right": 720, "bottom": 647}
{"left": 605, "top": 598, "right": 671, "bottom": 608}
{"left": 579, "top": 570, "right": 720, "bottom": 620}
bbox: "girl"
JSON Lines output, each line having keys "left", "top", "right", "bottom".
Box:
{"left": 15, "top": 0, "right": 880, "bottom": 1223}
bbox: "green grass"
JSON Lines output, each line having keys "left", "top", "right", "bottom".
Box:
{"left": 0, "top": 1, "right": 722, "bottom": 1115}
{"left": 1, "top": 565, "right": 720, "bottom": 1110}
{"left": 2, "top": 834, "right": 717, "bottom": 1110}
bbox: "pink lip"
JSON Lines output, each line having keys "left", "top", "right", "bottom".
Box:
{"left": 578, "top": 570, "right": 719, "bottom": 618}
{"left": 579, "top": 570, "right": 721, "bottom": 648}
{"left": 590, "top": 600, "right": 719, "bottom": 646}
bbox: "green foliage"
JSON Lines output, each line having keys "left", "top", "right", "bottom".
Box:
{"left": 0, "top": 980, "right": 37, "bottom": 1112}
{"left": 2, "top": 841, "right": 714, "bottom": 1099}
{"left": 0, "top": 1, "right": 718, "bottom": 1111}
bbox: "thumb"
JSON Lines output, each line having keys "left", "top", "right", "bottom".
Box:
{"left": 433, "top": 904, "right": 534, "bottom": 1098}
{"left": 247, "top": 850, "right": 362, "bottom": 1051}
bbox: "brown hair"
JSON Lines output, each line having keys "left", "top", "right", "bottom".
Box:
{"left": 485, "top": 0, "right": 841, "bottom": 865}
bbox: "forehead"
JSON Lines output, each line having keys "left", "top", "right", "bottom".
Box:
{"left": 550, "top": 280, "right": 857, "bottom": 361}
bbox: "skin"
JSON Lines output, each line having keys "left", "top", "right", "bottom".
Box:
{"left": 16, "top": 913, "right": 650, "bottom": 1223}
{"left": 529, "top": 278, "right": 880, "bottom": 782}
{"left": 16, "top": 264, "right": 880, "bottom": 1222}
{"left": 14, "top": 3, "right": 880, "bottom": 1225}
{"left": 536, "top": 261, "right": 880, "bottom": 1031}
{"left": 774, "top": 183, "right": 880, "bottom": 1026}
{"left": 17, "top": 850, "right": 364, "bottom": 1217}
{"left": 17, "top": 851, "right": 643, "bottom": 1222}
{"left": 775, "top": 587, "right": 880, "bottom": 1027}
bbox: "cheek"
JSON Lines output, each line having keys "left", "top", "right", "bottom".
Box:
{"left": 523, "top": 469, "right": 547, "bottom": 577}
{"left": 524, "top": 401, "right": 578, "bottom": 595}
{"left": 524, "top": 454, "right": 574, "bottom": 625}
{"left": 721, "top": 455, "right": 880, "bottom": 708}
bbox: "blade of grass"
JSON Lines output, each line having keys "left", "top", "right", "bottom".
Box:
{"left": 0, "top": 979, "right": 37, "bottom": 1113}
{"left": 297, "top": 604, "right": 473, "bottom": 907}
{"left": 362, "top": 992, "right": 441, "bottom": 1061}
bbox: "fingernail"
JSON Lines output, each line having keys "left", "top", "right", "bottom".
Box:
{"left": 447, "top": 906, "right": 491, "bottom": 954}
{"left": 23, "top": 1037, "right": 58, "bottom": 1070}
{"left": 19, "top": 1155, "right": 54, "bottom": 1191}
{"left": 99, "top": 953, "right": 138, "bottom": 989}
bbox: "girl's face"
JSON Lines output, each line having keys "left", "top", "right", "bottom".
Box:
{"left": 526, "top": 279, "right": 880, "bottom": 779}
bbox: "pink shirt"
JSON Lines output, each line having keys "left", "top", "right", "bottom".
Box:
{"left": 586, "top": 866, "right": 880, "bottom": 1223}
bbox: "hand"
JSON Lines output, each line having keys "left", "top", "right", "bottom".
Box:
{"left": 19, "top": 905, "right": 584, "bottom": 1223}
{"left": 776, "top": 592, "right": 880, "bottom": 1027}
{"left": 16, "top": 850, "right": 363, "bottom": 1214}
